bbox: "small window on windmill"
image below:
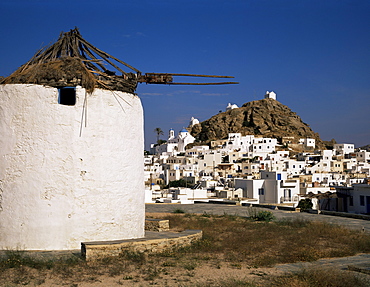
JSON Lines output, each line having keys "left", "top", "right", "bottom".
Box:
{"left": 58, "top": 87, "right": 76, "bottom": 105}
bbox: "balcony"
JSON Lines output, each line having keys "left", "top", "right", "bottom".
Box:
{"left": 280, "top": 180, "right": 297, "bottom": 187}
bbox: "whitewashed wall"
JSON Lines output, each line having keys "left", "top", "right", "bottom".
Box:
{"left": 0, "top": 84, "right": 145, "bottom": 250}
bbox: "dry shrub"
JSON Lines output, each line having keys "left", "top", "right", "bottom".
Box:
{"left": 269, "top": 267, "right": 370, "bottom": 287}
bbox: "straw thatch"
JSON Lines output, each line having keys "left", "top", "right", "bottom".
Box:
{"left": 0, "top": 28, "right": 140, "bottom": 94}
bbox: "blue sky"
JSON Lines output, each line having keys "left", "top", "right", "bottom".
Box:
{"left": 1, "top": 0, "right": 369, "bottom": 149}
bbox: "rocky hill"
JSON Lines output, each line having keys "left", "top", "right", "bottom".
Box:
{"left": 359, "top": 144, "right": 370, "bottom": 152}
{"left": 190, "top": 98, "right": 324, "bottom": 149}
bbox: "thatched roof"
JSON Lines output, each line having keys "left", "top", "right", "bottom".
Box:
{"left": 0, "top": 28, "right": 140, "bottom": 93}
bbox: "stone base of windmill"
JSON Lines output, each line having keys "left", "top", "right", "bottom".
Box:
{"left": 81, "top": 224, "right": 202, "bottom": 261}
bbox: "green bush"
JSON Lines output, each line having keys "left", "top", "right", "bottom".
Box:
{"left": 166, "top": 179, "right": 193, "bottom": 188}
{"left": 297, "top": 198, "right": 313, "bottom": 211}
{"left": 254, "top": 210, "right": 275, "bottom": 222}
{"left": 246, "top": 207, "right": 275, "bottom": 222}
{"left": 173, "top": 208, "right": 185, "bottom": 214}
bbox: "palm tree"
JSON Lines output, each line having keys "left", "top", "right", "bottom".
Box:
{"left": 154, "top": 127, "right": 164, "bottom": 144}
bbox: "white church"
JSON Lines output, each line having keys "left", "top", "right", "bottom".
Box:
{"left": 151, "top": 127, "right": 196, "bottom": 155}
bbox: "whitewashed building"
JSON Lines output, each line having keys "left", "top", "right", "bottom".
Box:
{"left": 334, "top": 143, "right": 355, "bottom": 156}
{"left": 234, "top": 171, "right": 300, "bottom": 204}
{"left": 299, "top": 138, "right": 316, "bottom": 148}
{"left": 251, "top": 137, "right": 278, "bottom": 156}
{"left": 357, "top": 150, "right": 370, "bottom": 163}
{"left": 226, "top": 102, "right": 239, "bottom": 111}
{"left": 223, "top": 133, "right": 255, "bottom": 152}
{"left": 264, "top": 91, "right": 277, "bottom": 100}
{"left": 188, "top": 117, "right": 200, "bottom": 127}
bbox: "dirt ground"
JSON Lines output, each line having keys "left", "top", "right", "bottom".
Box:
{"left": 2, "top": 263, "right": 282, "bottom": 286}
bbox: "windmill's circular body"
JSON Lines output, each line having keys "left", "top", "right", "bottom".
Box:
{"left": 0, "top": 84, "right": 144, "bottom": 250}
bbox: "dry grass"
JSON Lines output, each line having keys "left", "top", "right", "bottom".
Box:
{"left": 162, "top": 213, "right": 370, "bottom": 267}
{"left": 1, "top": 213, "right": 370, "bottom": 286}
{"left": 194, "top": 267, "right": 370, "bottom": 287}
{"left": 267, "top": 267, "right": 370, "bottom": 287}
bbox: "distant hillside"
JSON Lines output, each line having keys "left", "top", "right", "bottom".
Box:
{"left": 190, "top": 98, "right": 324, "bottom": 148}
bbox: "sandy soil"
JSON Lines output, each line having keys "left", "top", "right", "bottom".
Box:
{"left": 28, "top": 264, "right": 281, "bottom": 286}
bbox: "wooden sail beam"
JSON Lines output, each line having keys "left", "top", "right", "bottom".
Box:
{"left": 75, "top": 33, "right": 141, "bottom": 74}
{"left": 76, "top": 37, "right": 129, "bottom": 76}
{"left": 69, "top": 33, "right": 81, "bottom": 58}
{"left": 138, "top": 73, "right": 238, "bottom": 85}
{"left": 78, "top": 42, "right": 108, "bottom": 72}
{"left": 144, "top": 82, "right": 239, "bottom": 85}
{"left": 144, "top": 73, "right": 235, "bottom": 78}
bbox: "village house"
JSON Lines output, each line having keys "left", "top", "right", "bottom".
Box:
{"left": 251, "top": 137, "right": 278, "bottom": 157}
{"left": 234, "top": 171, "right": 300, "bottom": 204}
{"left": 299, "top": 138, "right": 316, "bottom": 149}
{"left": 284, "top": 159, "right": 307, "bottom": 176}
{"left": 314, "top": 182, "right": 370, "bottom": 214}
{"left": 351, "top": 182, "right": 370, "bottom": 214}
{"left": 334, "top": 143, "right": 355, "bottom": 156}
{"left": 357, "top": 149, "right": 370, "bottom": 163}
{"left": 222, "top": 133, "right": 255, "bottom": 152}
{"left": 197, "top": 151, "right": 223, "bottom": 177}
{"left": 240, "top": 160, "right": 261, "bottom": 177}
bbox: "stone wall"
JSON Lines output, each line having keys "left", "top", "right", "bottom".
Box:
{"left": 82, "top": 230, "right": 203, "bottom": 261}
{"left": 145, "top": 219, "right": 170, "bottom": 232}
